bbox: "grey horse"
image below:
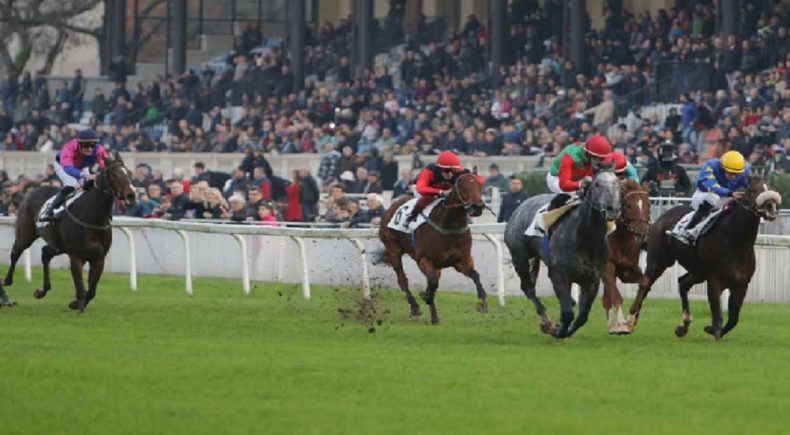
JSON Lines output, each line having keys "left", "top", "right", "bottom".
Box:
{"left": 504, "top": 171, "right": 621, "bottom": 338}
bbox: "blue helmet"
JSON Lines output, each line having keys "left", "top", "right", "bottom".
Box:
{"left": 77, "top": 129, "right": 99, "bottom": 143}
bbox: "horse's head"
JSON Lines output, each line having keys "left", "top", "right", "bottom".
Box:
{"left": 741, "top": 177, "right": 782, "bottom": 221}
{"left": 97, "top": 152, "right": 137, "bottom": 206}
{"left": 619, "top": 179, "right": 651, "bottom": 241}
{"left": 450, "top": 170, "right": 485, "bottom": 217}
{"left": 583, "top": 170, "right": 621, "bottom": 221}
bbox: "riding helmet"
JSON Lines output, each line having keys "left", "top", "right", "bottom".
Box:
{"left": 78, "top": 129, "right": 100, "bottom": 143}
{"left": 721, "top": 150, "right": 746, "bottom": 174}
{"left": 605, "top": 151, "right": 628, "bottom": 174}
{"left": 436, "top": 151, "right": 461, "bottom": 168}
{"left": 584, "top": 135, "right": 612, "bottom": 158}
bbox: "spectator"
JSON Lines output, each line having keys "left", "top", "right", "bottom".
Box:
{"left": 298, "top": 167, "right": 320, "bottom": 221}
{"left": 318, "top": 143, "right": 341, "bottom": 186}
{"left": 484, "top": 163, "right": 508, "bottom": 193}
{"left": 223, "top": 167, "right": 249, "bottom": 199}
{"left": 257, "top": 201, "right": 280, "bottom": 226}
{"left": 163, "top": 179, "right": 190, "bottom": 220}
{"left": 498, "top": 176, "right": 528, "bottom": 223}
{"left": 392, "top": 168, "right": 413, "bottom": 198}
{"left": 285, "top": 170, "right": 303, "bottom": 222}
{"left": 223, "top": 194, "right": 248, "bottom": 222}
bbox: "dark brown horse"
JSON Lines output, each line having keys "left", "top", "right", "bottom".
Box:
{"left": 0, "top": 154, "right": 136, "bottom": 311}
{"left": 602, "top": 180, "right": 650, "bottom": 334}
{"left": 627, "top": 177, "right": 781, "bottom": 339}
{"left": 379, "top": 171, "right": 486, "bottom": 325}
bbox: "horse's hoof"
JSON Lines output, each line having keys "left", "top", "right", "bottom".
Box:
{"left": 33, "top": 289, "right": 47, "bottom": 299}
{"left": 608, "top": 324, "right": 632, "bottom": 335}
{"left": 539, "top": 321, "right": 554, "bottom": 335}
{"left": 625, "top": 313, "right": 639, "bottom": 329}
{"left": 430, "top": 316, "right": 440, "bottom": 325}
{"left": 704, "top": 325, "right": 722, "bottom": 340}
{"left": 68, "top": 300, "right": 85, "bottom": 312}
{"left": 674, "top": 325, "right": 689, "bottom": 338}
{"left": 476, "top": 301, "right": 488, "bottom": 314}
{"left": 410, "top": 307, "right": 422, "bottom": 317}
{"left": 0, "top": 299, "right": 16, "bottom": 308}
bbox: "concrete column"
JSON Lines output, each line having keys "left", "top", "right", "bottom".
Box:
{"left": 720, "top": 0, "right": 739, "bottom": 39}
{"left": 356, "top": 0, "right": 373, "bottom": 76}
{"left": 568, "top": 0, "right": 585, "bottom": 72}
{"left": 172, "top": 0, "right": 187, "bottom": 74}
{"left": 489, "top": 0, "right": 505, "bottom": 70}
{"left": 290, "top": 0, "right": 306, "bottom": 92}
{"left": 110, "top": 0, "right": 127, "bottom": 60}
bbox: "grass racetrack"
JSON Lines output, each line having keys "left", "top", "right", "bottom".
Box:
{"left": 2, "top": 268, "right": 790, "bottom": 434}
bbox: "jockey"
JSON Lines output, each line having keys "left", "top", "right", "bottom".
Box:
{"left": 547, "top": 135, "right": 613, "bottom": 193}
{"left": 403, "top": 150, "right": 465, "bottom": 224}
{"left": 40, "top": 129, "right": 109, "bottom": 221}
{"left": 605, "top": 151, "right": 640, "bottom": 182}
{"left": 674, "top": 150, "right": 751, "bottom": 244}
{"left": 546, "top": 135, "right": 612, "bottom": 209}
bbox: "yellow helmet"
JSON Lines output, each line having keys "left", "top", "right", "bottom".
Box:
{"left": 721, "top": 151, "right": 746, "bottom": 174}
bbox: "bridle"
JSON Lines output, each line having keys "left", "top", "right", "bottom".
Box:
{"left": 93, "top": 161, "right": 130, "bottom": 200}
{"left": 443, "top": 172, "right": 482, "bottom": 211}
{"left": 618, "top": 189, "right": 651, "bottom": 239}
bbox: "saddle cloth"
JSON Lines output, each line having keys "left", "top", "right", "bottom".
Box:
{"left": 36, "top": 191, "right": 83, "bottom": 228}
{"left": 671, "top": 207, "right": 725, "bottom": 241}
{"left": 524, "top": 200, "right": 580, "bottom": 237}
{"left": 387, "top": 197, "right": 442, "bottom": 234}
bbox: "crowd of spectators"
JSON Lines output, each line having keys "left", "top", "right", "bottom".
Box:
{"left": 1, "top": 1, "right": 790, "bottom": 219}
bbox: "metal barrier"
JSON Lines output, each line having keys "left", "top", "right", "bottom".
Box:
{"left": 1, "top": 215, "right": 789, "bottom": 304}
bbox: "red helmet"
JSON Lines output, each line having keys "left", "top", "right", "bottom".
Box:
{"left": 584, "top": 135, "right": 612, "bottom": 158}
{"left": 605, "top": 151, "right": 628, "bottom": 174}
{"left": 436, "top": 150, "right": 461, "bottom": 168}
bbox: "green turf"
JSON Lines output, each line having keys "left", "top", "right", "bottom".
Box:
{"left": 1, "top": 268, "right": 789, "bottom": 435}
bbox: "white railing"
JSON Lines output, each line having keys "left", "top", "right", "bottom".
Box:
{"left": 1, "top": 216, "right": 790, "bottom": 304}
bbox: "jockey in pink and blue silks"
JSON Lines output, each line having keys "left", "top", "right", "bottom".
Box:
{"left": 41, "top": 129, "right": 110, "bottom": 221}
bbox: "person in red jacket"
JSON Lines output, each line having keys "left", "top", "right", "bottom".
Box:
{"left": 403, "top": 150, "right": 465, "bottom": 224}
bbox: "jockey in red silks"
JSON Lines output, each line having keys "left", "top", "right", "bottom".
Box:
{"left": 41, "top": 129, "right": 110, "bottom": 221}
{"left": 404, "top": 150, "right": 467, "bottom": 224}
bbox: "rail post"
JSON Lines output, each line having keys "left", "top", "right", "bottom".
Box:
{"left": 350, "top": 238, "right": 372, "bottom": 300}
{"left": 232, "top": 234, "right": 250, "bottom": 295}
{"left": 176, "top": 230, "right": 192, "bottom": 295}
{"left": 119, "top": 227, "right": 138, "bottom": 291}
{"left": 290, "top": 236, "right": 311, "bottom": 300}
{"left": 484, "top": 233, "right": 506, "bottom": 306}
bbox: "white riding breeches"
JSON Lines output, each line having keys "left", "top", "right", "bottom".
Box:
{"left": 546, "top": 173, "right": 563, "bottom": 194}
{"left": 691, "top": 189, "right": 722, "bottom": 209}
{"left": 53, "top": 162, "right": 82, "bottom": 188}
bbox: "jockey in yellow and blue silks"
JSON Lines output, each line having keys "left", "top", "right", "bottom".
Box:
{"left": 675, "top": 150, "right": 750, "bottom": 244}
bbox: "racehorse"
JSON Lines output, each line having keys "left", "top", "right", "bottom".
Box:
{"left": 0, "top": 154, "right": 136, "bottom": 312}
{"left": 504, "top": 170, "right": 621, "bottom": 338}
{"left": 602, "top": 180, "right": 650, "bottom": 334}
{"left": 627, "top": 177, "right": 781, "bottom": 339}
{"left": 379, "top": 171, "right": 486, "bottom": 325}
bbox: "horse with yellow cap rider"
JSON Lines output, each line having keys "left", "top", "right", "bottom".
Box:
{"left": 674, "top": 150, "right": 750, "bottom": 245}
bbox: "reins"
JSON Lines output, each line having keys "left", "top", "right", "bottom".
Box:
{"left": 61, "top": 161, "right": 126, "bottom": 231}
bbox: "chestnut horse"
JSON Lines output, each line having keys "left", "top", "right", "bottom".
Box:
{"left": 627, "top": 177, "right": 781, "bottom": 339}
{"left": 602, "top": 180, "right": 650, "bottom": 334}
{"left": 379, "top": 171, "right": 486, "bottom": 325}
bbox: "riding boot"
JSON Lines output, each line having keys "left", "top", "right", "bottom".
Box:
{"left": 548, "top": 193, "right": 571, "bottom": 211}
{"left": 40, "top": 186, "right": 75, "bottom": 222}
{"left": 677, "top": 202, "right": 714, "bottom": 245}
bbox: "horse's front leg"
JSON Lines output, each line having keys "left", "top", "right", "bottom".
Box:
{"left": 601, "top": 262, "right": 626, "bottom": 334}
{"left": 418, "top": 258, "right": 442, "bottom": 325}
{"left": 454, "top": 256, "right": 487, "bottom": 314}
{"left": 703, "top": 279, "right": 724, "bottom": 340}
{"left": 85, "top": 257, "right": 105, "bottom": 307}
{"left": 548, "top": 269, "right": 574, "bottom": 339}
{"left": 67, "top": 256, "right": 87, "bottom": 313}
{"left": 568, "top": 281, "right": 600, "bottom": 337}
{"left": 721, "top": 285, "right": 747, "bottom": 338}
{"left": 33, "top": 245, "right": 61, "bottom": 300}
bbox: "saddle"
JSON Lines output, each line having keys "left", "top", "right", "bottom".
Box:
{"left": 670, "top": 207, "right": 725, "bottom": 242}
{"left": 36, "top": 190, "right": 83, "bottom": 228}
{"left": 525, "top": 198, "right": 617, "bottom": 237}
{"left": 387, "top": 197, "right": 443, "bottom": 234}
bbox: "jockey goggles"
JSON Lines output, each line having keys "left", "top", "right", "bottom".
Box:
{"left": 79, "top": 140, "right": 97, "bottom": 149}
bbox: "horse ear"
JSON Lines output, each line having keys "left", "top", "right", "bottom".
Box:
{"left": 112, "top": 150, "right": 123, "bottom": 163}
{"left": 472, "top": 166, "right": 478, "bottom": 175}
